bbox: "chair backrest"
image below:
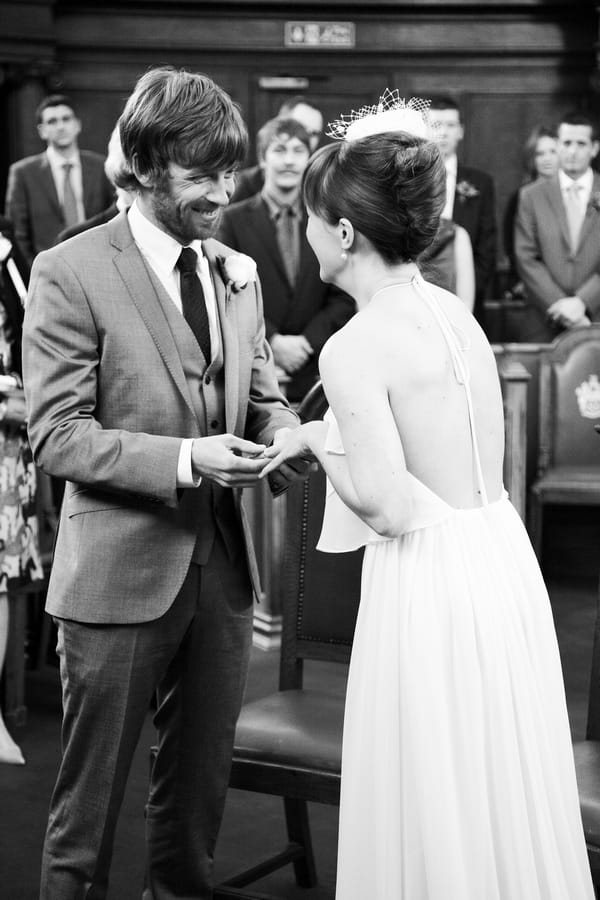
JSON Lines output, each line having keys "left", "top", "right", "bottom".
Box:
{"left": 279, "top": 381, "right": 363, "bottom": 690}
{"left": 537, "top": 325, "right": 600, "bottom": 474}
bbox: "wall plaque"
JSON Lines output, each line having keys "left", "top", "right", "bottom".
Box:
{"left": 284, "top": 21, "right": 356, "bottom": 48}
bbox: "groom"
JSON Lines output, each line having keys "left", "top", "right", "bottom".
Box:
{"left": 23, "top": 67, "right": 304, "bottom": 899}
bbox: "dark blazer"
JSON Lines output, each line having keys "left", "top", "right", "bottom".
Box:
{"left": 0, "top": 216, "right": 27, "bottom": 375}
{"left": 515, "top": 172, "right": 600, "bottom": 342}
{"left": 5, "top": 149, "right": 114, "bottom": 265}
{"left": 452, "top": 164, "right": 497, "bottom": 323}
{"left": 217, "top": 193, "right": 355, "bottom": 402}
{"left": 231, "top": 165, "right": 264, "bottom": 204}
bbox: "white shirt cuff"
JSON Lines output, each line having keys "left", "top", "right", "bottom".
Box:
{"left": 177, "top": 438, "right": 201, "bottom": 487}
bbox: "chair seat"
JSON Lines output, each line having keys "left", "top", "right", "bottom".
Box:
{"left": 573, "top": 739, "right": 600, "bottom": 847}
{"left": 234, "top": 689, "right": 344, "bottom": 774}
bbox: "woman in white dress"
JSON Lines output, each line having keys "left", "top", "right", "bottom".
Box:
{"left": 260, "top": 95, "right": 594, "bottom": 900}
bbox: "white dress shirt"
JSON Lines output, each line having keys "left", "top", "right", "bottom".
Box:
{"left": 442, "top": 154, "right": 458, "bottom": 220}
{"left": 46, "top": 145, "right": 85, "bottom": 221}
{"left": 128, "top": 199, "right": 221, "bottom": 487}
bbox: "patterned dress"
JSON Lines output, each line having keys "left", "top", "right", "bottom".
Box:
{"left": 0, "top": 305, "right": 43, "bottom": 592}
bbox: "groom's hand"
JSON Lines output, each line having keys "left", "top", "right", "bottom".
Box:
{"left": 191, "top": 434, "right": 268, "bottom": 487}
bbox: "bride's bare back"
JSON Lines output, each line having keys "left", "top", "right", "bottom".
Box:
{"left": 320, "top": 278, "right": 505, "bottom": 517}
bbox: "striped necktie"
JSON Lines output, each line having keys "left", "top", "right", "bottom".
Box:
{"left": 62, "top": 162, "right": 80, "bottom": 227}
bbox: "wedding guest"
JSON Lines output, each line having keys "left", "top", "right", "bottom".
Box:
{"left": 23, "top": 66, "right": 306, "bottom": 898}
{"left": 515, "top": 111, "right": 600, "bottom": 341}
{"left": 0, "top": 215, "right": 44, "bottom": 765}
{"left": 57, "top": 123, "right": 135, "bottom": 242}
{"left": 218, "top": 116, "right": 354, "bottom": 401}
{"left": 261, "top": 93, "right": 594, "bottom": 900}
{"left": 5, "top": 94, "right": 113, "bottom": 266}
{"left": 419, "top": 217, "right": 475, "bottom": 310}
{"left": 503, "top": 125, "right": 558, "bottom": 293}
{"left": 231, "top": 96, "right": 323, "bottom": 203}
{"left": 428, "top": 95, "right": 497, "bottom": 328}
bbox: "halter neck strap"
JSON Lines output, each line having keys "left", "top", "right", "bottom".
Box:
{"left": 412, "top": 274, "right": 489, "bottom": 506}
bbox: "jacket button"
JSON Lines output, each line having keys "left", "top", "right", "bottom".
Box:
{"left": 204, "top": 375, "right": 211, "bottom": 385}
{"left": 210, "top": 419, "right": 219, "bottom": 430}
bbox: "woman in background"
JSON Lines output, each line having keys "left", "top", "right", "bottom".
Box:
{"left": 503, "top": 125, "right": 558, "bottom": 292}
{"left": 261, "top": 97, "right": 593, "bottom": 899}
{"left": 0, "top": 216, "right": 44, "bottom": 765}
{"left": 419, "top": 216, "right": 475, "bottom": 311}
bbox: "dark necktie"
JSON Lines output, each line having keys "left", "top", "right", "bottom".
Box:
{"left": 176, "top": 247, "right": 212, "bottom": 362}
{"left": 62, "top": 162, "right": 79, "bottom": 227}
{"left": 275, "top": 205, "right": 299, "bottom": 287}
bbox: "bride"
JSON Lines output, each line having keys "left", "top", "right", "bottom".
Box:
{"left": 261, "top": 94, "right": 594, "bottom": 899}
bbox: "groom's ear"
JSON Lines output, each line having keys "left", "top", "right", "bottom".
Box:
{"left": 131, "top": 155, "right": 158, "bottom": 189}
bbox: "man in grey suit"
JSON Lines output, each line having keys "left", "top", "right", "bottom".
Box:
{"left": 5, "top": 93, "right": 114, "bottom": 266}
{"left": 23, "top": 67, "right": 305, "bottom": 899}
{"left": 515, "top": 111, "right": 600, "bottom": 342}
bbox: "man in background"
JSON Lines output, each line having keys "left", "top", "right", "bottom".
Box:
{"left": 428, "top": 95, "right": 497, "bottom": 328}
{"left": 5, "top": 94, "right": 113, "bottom": 265}
{"left": 218, "top": 116, "right": 354, "bottom": 402}
{"left": 57, "top": 123, "right": 134, "bottom": 242}
{"left": 231, "top": 95, "right": 323, "bottom": 202}
{"left": 515, "top": 111, "right": 600, "bottom": 341}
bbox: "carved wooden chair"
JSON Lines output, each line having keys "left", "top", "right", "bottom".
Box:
{"left": 529, "top": 325, "right": 600, "bottom": 559}
{"left": 214, "top": 381, "right": 362, "bottom": 899}
{"left": 573, "top": 579, "right": 600, "bottom": 895}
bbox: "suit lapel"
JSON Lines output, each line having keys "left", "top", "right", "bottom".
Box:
{"left": 578, "top": 173, "right": 600, "bottom": 251}
{"left": 108, "top": 213, "right": 197, "bottom": 419}
{"left": 80, "top": 153, "right": 96, "bottom": 216}
{"left": 37, "top": 155, "right": 61, "bottom": 217}
{"left": 545, "top": 176, "right": 572, "bottom": 251}
{"left": 204, "top": 239, "right": 239, "bottom": 433}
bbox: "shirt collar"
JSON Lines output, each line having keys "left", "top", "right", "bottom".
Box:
{"left": 558, "top": 167, "right": 594, "bottom": 194}
{"left": 261, "top": 188, "right": 302, "bottom": 220}
{"left": 128, "top": 199, "right": 205, "bottom": 277}
{"left": 444, "top": 154, "right": 458, "bottom": 177}
{"left": 46, "top": 145, "right": 80, "bottom": 169}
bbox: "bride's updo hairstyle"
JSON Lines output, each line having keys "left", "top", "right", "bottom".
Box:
{"left": 303, "top": 132, "right": 445, "bottom": 264}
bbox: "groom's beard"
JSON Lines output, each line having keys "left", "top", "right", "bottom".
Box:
{"left": 150, "top": 179, "right": 224, "bottom": 245}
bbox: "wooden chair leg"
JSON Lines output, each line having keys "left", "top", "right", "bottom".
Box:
{"left": 284, "top": 797, "right": 317, "bottom": 887}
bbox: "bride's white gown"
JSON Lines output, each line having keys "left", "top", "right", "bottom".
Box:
{"left": 318, "top": 278, "right": 594, "bottom": 900}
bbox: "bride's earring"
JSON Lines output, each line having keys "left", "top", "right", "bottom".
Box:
{"left": 340, "top": 251, "right": 348, "bottom": 262}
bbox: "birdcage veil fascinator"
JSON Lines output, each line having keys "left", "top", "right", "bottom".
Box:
{"left": 327, "top": 90, "right": 436, "bottom": 142}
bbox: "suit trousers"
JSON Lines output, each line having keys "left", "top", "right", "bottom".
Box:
{"left": 39, "top": 533, "right": 254, "bottom": 900}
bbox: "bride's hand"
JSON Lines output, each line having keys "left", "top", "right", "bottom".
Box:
{"left": 260, "top": 421, "right": 327, "bottom": 478}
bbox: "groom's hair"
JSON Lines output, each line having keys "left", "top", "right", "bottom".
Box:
{"left": 118, "top": 66, "right": 248, "bottom": 192}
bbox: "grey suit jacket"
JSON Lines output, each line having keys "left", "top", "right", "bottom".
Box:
{"left": 5, "top": 149, "right": 114, "bottom": 266}
{"left": 515, "top": 172, "right": 600, "bottom": 341}
{"left": 22, "top": 211, "right": 298, "bottom": 623}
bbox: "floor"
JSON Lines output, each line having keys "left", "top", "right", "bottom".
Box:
{"left": 0, "top": 574, "right": 596, "bottom": 900}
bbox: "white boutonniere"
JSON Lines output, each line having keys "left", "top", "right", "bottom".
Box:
{"left": 456, "top": 180, "right": 480, "bottom": 201}
{"left": 217, "top": 253, "right": 257, "bottom": 301}
{"left": 590, "top": 191, "right": 600, "bottom": 213}
{"left": 0, "top": 235, "right": 12, "bottom": 263}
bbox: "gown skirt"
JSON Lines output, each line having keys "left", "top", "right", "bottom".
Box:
{"left": 331, "top": 493, "right": 594, "bottom": 899}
